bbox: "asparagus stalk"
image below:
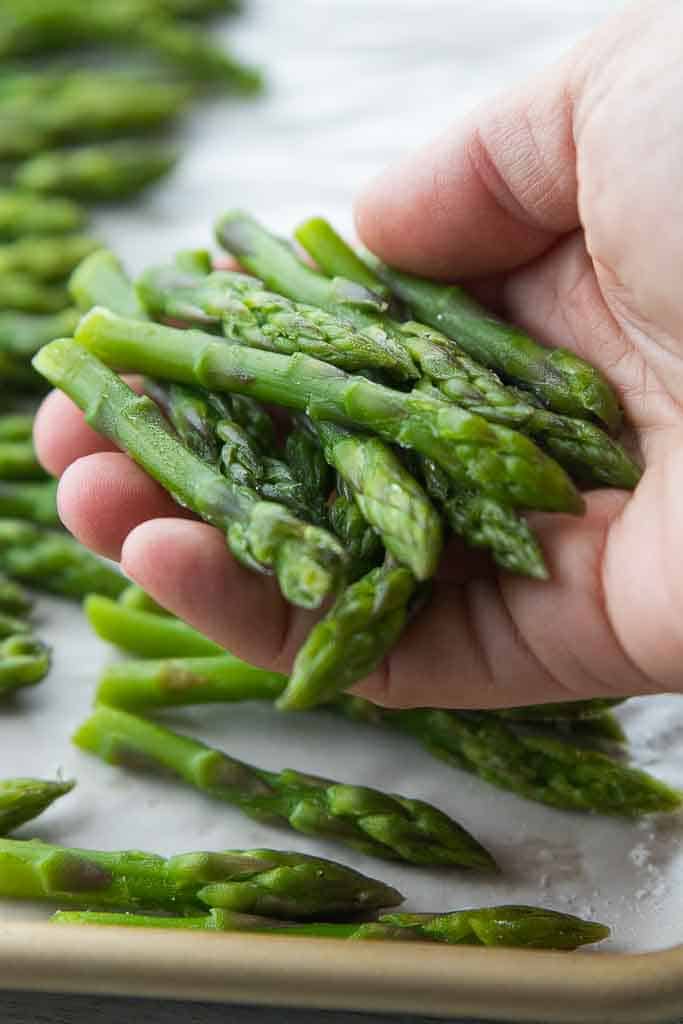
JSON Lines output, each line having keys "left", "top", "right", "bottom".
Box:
{"left": 328, "top": 491, "right": 383, "bottom": 580}
{"left": 284, "top": 427, "right": 333, "bottom": 527}
{"left": 0, "top": 273, "right": 70, "bottom": 314}
{"left": 0, "top": 779, "right": 74, "bottom": 836}
{"left": 34, "top": 341, "right": 347, "bottom": 609}
{"left": 0, "top": 190, "right": 87, "bottom": 241}
{"left": 295, "top": 218, "right": 637, "bottom": 488}
{"left": 493, "top": 698, "right": 625, "bottom": 722}
{"left": 0, "top": 236, "right": 101, "bottom": 283}
{"left": 280, "top": 563, "right": 417, "bottom": 711}
{"left": 0, "top": 480, "right": 59, "bottom": 526}
{"left": 86, "top": 596, "right": 223, "bottom": 658}
{"left": 93, "top": 654, "right": 680, "bottom": 817}
{"left": 73, "top": 309, "right": 584, "bottom": 514}
{"left": 0, "top": 839, "right": 402, "bottom": 917}
{"left": 0, "top": 72, "right": 192, "bottom": 159}
{"left": 371, "top": 261, "right": 621, "bottom": 432}
{"left": 0, "top": 573, "right": 32, "bottom": 617}
{"left": 74, "top": 705, "right": 495, "bottom": 869}
{"left": 313, "top": 420, "right": 441, "bottom": 579}
{"left": 0, "top": 635, "right": 51, "bottom": 695}
{"left": 0, "top": 414, "right": 33, "bottom": 442}
{"left": 0, "top": 440, "right": 46, "bottom": 481}
{"left": 14, "top": 142, "right": 178, "bottom": 201}
{"left": 0, "top": 309, "right": 81, "bottom": 359}
{"left": 0, "top": 520, "right": 127, "bottom": 600}
{"left": 69, "top": 249, "right": 148, "bottom": 319}
{"left": 0, "top": 613, "right": 30, "bottom": 639}
{"left": 136, "top": 264, "right": 418, "bottom": 381}
{"left": 51, "top": 905, "right": 609, "bottom": 950}
{"left": 118, "top": 583, "right": 170, "bottom": 617}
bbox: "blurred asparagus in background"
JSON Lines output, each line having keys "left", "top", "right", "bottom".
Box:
{"left": 0, "top": 191, "right": 87, "bottom": 241}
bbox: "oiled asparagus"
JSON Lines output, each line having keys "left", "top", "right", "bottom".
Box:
{"left": 0, "top": 779, "right": 74, "bottom": 836}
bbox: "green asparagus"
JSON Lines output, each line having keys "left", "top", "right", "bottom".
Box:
{"left": 493, "top": 698, "right": 625, "bottom": 722}
{"left": 0, "top": 520, "right": 127, "bottom": 600}
{"left": 0, "top": 839, "right": 402, "bottom": 917}
{"left": 51, "top": 905, "right": 609, "bottom": 949}
{"left": 0, "top": 440, "right": 45, "bottom": 481}
{"left": 313, "top": 420, "right": 441, "bottom": 579}
{"left": 73, "top": 309, "right": 584, "bottom": 514}
{"left": 281, "top": 564, "right": 417, "bottom": 711}
{"left": 0, "top": 72, "right": 192, "bottom": 159}
{"left": 69, "top": 249, "right": 147, "bottom": 318}
{"left": 0, "top": 309, "right": 81, "bottom": 360}
{"left": 14, "top": 142, "right": 178, "bottom": 201}
{"left": 0, "top": 613, "right": 30, "bottom": 639}
{"left": 295, "top": 216, "right": 391, "bottom": 299}
{"left": 284, "top": 426, "right": 332, "bottom": 527}
{"left": 136, "top": 264, "right": 418, "bottom": 381}
{"left": 371, "top": 260, "right": 621, "bottom": 432}
{"left": 74, "top": 705, "right": 495, "bottom": 869}
{"left": 86, "top": 596, "right": 224, "bottom": 657}
{"left": 0, "top": 779, "right": 74, "bottom": 836}
{"left": 0, "top": 414, "right": 33, "bottom": 442}
{"left": 0, "top": 480, "right": 59, "bottom": 526}
{"left": 118, "top": 583, "right": 170, "bottom": 617}
{"left": 0, "top": 273, "right": 70, "bottom": 314}
{"left": 0, "top": 235, "right": 101, "bottom": 283}
{"left": 328, "top": 491, "right": 383, "bottom": 580}
{"left": 0, "top": 190, "right": 87, "bottom": 241}
{"left": 35, "top": 341, "right": 347, "bottom": 609}
{"left": 0, "top": 635, "right": 51, "bottom": 695}
{"left": 0, "top": 573, "right": 31, "bottom": 617}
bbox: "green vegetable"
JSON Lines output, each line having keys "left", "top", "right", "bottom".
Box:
{"left": 0, "top": 273, "right": 70, "bottom": 314}
{"left": 69, "top": 249, "right": 147, "bottom": 318}
{"left": 0, "top": 839, "right": 402, "bottom": 917}
{"left": 0, "top": 779, "right": 74, "bottom": 836}
{"left": 0, "top": 309, "right": 81, "bottom": 360}
{"left": 0, "top": 480, "right": 59, "bottom": 526}
{"left": 0, "top": 190, "right": 87, "bottom": 241}
{"left": 0, "top": 635, "right": 51, "bottom": 695}
{"left": 0, "top": 235, "right": 101, "bottom": 283}
{"left": 74, "top": 705, "right": 495, "bottom": 869}
{"left": 0, "top": 573, "right": 32, "bottom": 616}
{"left": 0, "top": 440, "right": 45, "bottom": 481}
{"left": 73, "top": 308, "right": 584, "bottom": 514}
{"left": 86, "top": 596, "right": 223, "bottom": 658}
{"left": 34, "top": 341, "right": 347, "bottom": 610}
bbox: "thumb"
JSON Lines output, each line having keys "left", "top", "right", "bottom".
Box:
{"left": 354, "top": 53, "right": 583, "bottom": 280}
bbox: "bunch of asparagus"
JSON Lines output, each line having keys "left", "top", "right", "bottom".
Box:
{"left": 34, "top": 212, "right": 642, "bottom": 712}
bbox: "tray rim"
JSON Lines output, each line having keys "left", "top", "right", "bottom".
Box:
{"left": 0, "top": 922, "right": 681, "bottom": 1022}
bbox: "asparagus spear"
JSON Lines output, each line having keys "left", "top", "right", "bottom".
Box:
{"left": 420, "top": 455, "right": 547, "bottom": 579}
{"left": 338, "top": 700, "right": 682, "bottom": 818}
{"left": 14, "top": 142, "right": 178, "bottom": 201}
{"left": 51, "top": 905, "right": 609, "bottom": 949}
{"left": 493, "top": 698, "right": 625, "bottom": 722}
{"left": 328, "top": 491, "right": 383, "bottom": 580}
{"left": 0, "top": 635, "right": 51, "bottom": 695}
{"left": 0, "top": 613, "right": 30, "bottom": 639}
{"left": 0, "top": 309, "right": 81, "bottom": 359}
{"left": 284, "top": 426, "right": 332, "bottom": 527}
{"left": 0, "top": 440, "right": 45, "bottom": 481}
{"left": 118, "top": 583, "right": 170, "bottom": 617}
{"left": 0, "top": 839, "right": 402, "bottom": 917}
{"left": 0, "top": 190, "right": 87, "bottom": 241}
{"left": 86, "top": 596, "right": 223, "bottom": 658}
{"left": 280, "top": 563, "right": 417, "bottom": 711}
{"left": 313, "top": 420, "right": 441, "bottom": 580}
{"left": 0, "top": 779, "right": 74, "bottom": 836}
{"left": 0, "top": 480, "right": 59, "bottom": 526}
{"left": 35, "top": 341, "right": 347, "bottom": 609}
{"left": 0, "top": 520, "right": 127, "bottom": 600}
{"left": 0, "top": 273, "right": 70, "bottom": 314}
{"left": 93, "top": 654, "right": 679, "bottom": 817}
{"left": 0, "top": 573, "right": 32, "bottom": 617}
{"left": 74, "top": 705, "right": 495, "bottom": 869}
{"left": 0, "top": 72, "right": 192, "bottom": 158}
{"left": 0, "top": 414, "right": 33, "bottom": 442}
{"left": 73, "top": 310, "right": 584, "bottom": 514}
{"left": 69, "top": 249, "right": 147, "bottom": 318}
{"left": 136, "top": 264, "right": 418, "bottom": 381}
{"left": 371, "top": 261, "right": 621, "bottom": 432}
{"left": 0, "top": 236, "right": 101, "bottom": 283}
{"left": 295, "top": 218, "right": 637, "bottom": 488}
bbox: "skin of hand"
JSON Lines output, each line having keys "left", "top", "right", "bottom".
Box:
{"left": 34, "top": 0, "right": 683, "bottom": 710}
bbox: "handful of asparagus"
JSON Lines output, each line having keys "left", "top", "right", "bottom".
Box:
{"left": 33, "top": 216, "right": 641, "bottom": 711}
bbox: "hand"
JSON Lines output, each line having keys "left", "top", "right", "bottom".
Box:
{"left": 35, "top": 0, "right": 683, "bottom": 709}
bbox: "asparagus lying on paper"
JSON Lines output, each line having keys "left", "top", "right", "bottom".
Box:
{"left": 0, "top": 481, "right": 59, "bottom": 526}
{"left": 0, "top": 574, "right": 31, "bottom": 617}
{"left": 0, "top": 613, "right": 30, "bottom": 639}
{"left": 52, "top": 905, "right": 609, "bottom": 949}
{"left": 0, "top": 521, "right": 127, "bottom": 601}
{"left": 0, "top": 635, "right": 51, "bottom": 696}
{"left": 0, "top": 236, "right": 101, "bottom": 283}
{"left": 93, "top": 653, "right": 679, "bottom": 817}
{"left": 0, "top": 839, "right": 402, "bottom": 917}
{"left": 0, "top": 441, "right": 46, "bottom": 481}
{"left": 34, "top": 342, "right": 346, "bottom": 609}
{"left": 86, "top": 596, "right": 224, "bottom": 658}
{"left": 0, "top": 309, "right": 81, "bottom": 361}
{"left": 0, "top": 415, "right": 33, "bottom": 443}
{"left": 0, "top": 274, "right": 70, "bottom": 315}
{"left": 14, "top": 142, "right": 179, "bottom": 201}
{"left": 0, "top": 190, "right": 87, "bottom": 241}
{"left": 72, "top": 309, "right": 584, "bottom": 514}
{"left": 0, "top": 779, "right": 74, "bottom": 836}
{"left": 74, "top": 705, "right": 496, "bottom": 869}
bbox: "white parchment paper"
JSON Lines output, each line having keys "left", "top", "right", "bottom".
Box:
{"left": 2, "top": 0, "right": 682, "bottom": 956}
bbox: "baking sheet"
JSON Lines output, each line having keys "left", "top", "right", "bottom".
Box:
{"left": 2, "top": 0, "right": 682, "bottom": 966}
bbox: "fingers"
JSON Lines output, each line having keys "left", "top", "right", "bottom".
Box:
{"left": 121, "top": 518, "right": 318, "bottom": 673}
{"left": 34, "top": 387, "right": 119, "bottom": 478}
{"left": 355, "top": 55, "right": 582, "bottom": 279}
{"left": 355, "top": 490, "right": 655, "bottom": 709}
{"left": 58, "top": 452, "right": 187, "bottom": 561}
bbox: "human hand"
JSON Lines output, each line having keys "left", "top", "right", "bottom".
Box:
{"left": 34, "top": 0, "right": 683, "bottom": 709}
